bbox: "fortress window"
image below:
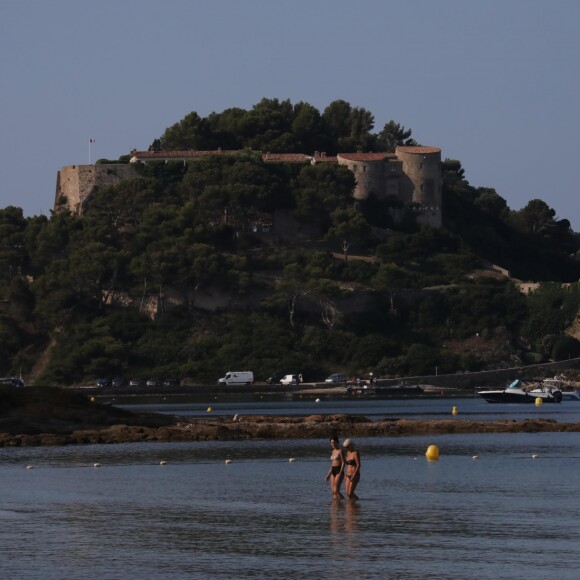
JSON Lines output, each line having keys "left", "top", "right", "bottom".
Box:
{"left": 362, "top": 166, "right": 366, "bottom": 172}
{"left": 353, "top": 164, "right": 358, "bottom": 172}
{"left": 419, "top": 163, "right": 423, "bottom": 169}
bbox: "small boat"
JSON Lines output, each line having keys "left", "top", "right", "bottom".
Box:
{"left": 344, "top": 382, "right": 423, "bottom": 398}
{"left": 538, "top": 377, "right": 580, "bottom": 402}
{"left": 478, "top": 379, "right": 562, "bottom": 404}
{"left": 561, "top": 389, "right": 580, "bottom": 401}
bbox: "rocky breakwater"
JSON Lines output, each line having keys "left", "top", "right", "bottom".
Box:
{"left": 2, "top": 386, "right": 580, "bottom": 447}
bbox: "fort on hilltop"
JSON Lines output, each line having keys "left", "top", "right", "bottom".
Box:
{"left": 54, "top": 146, "right": 442, "bottom": 227}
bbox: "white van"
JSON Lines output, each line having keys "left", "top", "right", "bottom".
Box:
{"left": 280, "top": 374, "right": 303, "bottom": 385}
{"left": 217, "top": 371, "right": 254, "bottom": 385}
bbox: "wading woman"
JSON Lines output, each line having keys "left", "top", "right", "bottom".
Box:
{"left": 343, "top": 438, "right": 361, "bottom": 500}
{"left": 325, "top": 435, "right": 345, "bottom": 499}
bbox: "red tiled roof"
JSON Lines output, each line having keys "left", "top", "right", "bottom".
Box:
{"left": 312, "top": 155, "right": 337, "bottom": 163}
{"left": 337, "top": 153, "right": 393, "bottom": 162}
{"left": 396, "top": 146, "right": 441, "bottom": 155}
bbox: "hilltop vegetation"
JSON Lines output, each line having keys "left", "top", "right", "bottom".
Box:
{"left": 2, "top": 98, "right": 580, "bottom": 385}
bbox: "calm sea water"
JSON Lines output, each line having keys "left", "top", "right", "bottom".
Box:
{"left": 120, "top": 395, "right": 580, "bottom": 422}
{"left": 1, "top": 400, "right": 580, "bottom": 579}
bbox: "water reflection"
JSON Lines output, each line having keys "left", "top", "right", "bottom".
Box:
{"left": 329, "top": 501, "right": 360, "bottom": 551}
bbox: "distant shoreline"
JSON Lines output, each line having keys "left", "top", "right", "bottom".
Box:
{"left": 3, "top": 386, "right": 579, "bottom": 448}
{"left": 2, "top": 414, "right": 580, "bottom": 448}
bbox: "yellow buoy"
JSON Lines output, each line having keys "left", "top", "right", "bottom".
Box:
{"left": 90, "top": 397, "right": 96, "bottom": 402}
{"left": 425, "top": 444, "right": 440, "bottom": 461}
{"left": 452, "top": 406, "right": 458, "bottom": 415}
{"left": 207, "top": 406, "right": 213, "bottom": 412}
{"left": 535, "top": 397, "right": 543, "bottom": 406}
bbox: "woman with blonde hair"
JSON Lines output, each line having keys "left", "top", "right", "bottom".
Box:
{"left": 343, "top": 438, "right": 361, "bottom": 500}
{"left": 325, "top": 434, "right": 345, "bottom": 499}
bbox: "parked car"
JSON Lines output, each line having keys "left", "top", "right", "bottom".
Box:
{"left": 280, "top": 374, "right": 303, "bottom": 385}
{"left": 325, "top": 373, "right": 348, "bottom": 384}
{"left": 129, "top": 378, "right": 143, "bottom": 387}
{"left": 111, "top": 377, "right": 124, "bottom": 388}
{"left": 96, "top": 378, "right": 110, "bottom": 388}
{"left": 146, "top": 378, "right": 161, "bottom": 387}
{"left": 217, "top": 371, "right": 254, "bottom": 385}
{"left": 163, "top": 378, "right": 180, "bottom": 387}
{"left": 0, "top": 377, "right": 24, "bottom": 388}
{"left": 266, "top": 371, "right": 286, "bottom": 384}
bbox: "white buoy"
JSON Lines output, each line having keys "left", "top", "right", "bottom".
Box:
{"left": 532, "top": 454, "right": 539, "bottom": 459}
{"left": 233, "top": 414, "right": 239, "bottom": 421}
{"left": 93, "top": 463, "right": 101, "bottom": 468}
{"left": 289, "top": 458, "right": 296, "bottom": 463}
{"left": 472, "top": 455, "right": 479, "bottom": 460}
{"left": 315, "top": 398, "right": 321, "bottom": 403}
{"left": 26, "top": 465, "right": 33, "bottom": 470}
{"left": 225, "top": 459, "right": 232, "bottom": 464}
{"left": 160, "top": 460, "right": 167, "bottom": 465}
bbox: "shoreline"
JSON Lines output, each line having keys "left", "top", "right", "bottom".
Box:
{"left": 3, "top": 386, "right": 579, "bottom": 448}
{"left": 2, "top": 414, "right": 580, "bottom": 448}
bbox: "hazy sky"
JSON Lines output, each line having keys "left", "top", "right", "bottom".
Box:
{"left": 1, "top": 0, "right": 579, "bottom": 227}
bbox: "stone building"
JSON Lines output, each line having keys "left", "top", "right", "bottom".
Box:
{"left": 55, "top": 145, "right": 442, "bottom": 226}
{"left": 54, "top": 164, "right": 138, "bottom": 215}
{"left": 335, "top": 146, "right": 442, "bottom": 227}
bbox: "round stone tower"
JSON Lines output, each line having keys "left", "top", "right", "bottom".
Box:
{"left": 395, "top": 146, "right": 441, "bottom": 206}
{"left": 395, "top": 145, "right": 442, "bottom": 227}
{"left": 336, "top": 153, "right": 392, "bottom": 200}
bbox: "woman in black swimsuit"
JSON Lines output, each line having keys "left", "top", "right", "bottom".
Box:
{"left": 325, "top": 435, "right": 345, "bottom": 499}
{"left": 343, "top": 438, "right": 360, "bottom": 500}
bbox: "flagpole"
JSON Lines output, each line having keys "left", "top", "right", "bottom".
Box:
{"left": 89, "top": 139, "right": 91, "bottom": 164}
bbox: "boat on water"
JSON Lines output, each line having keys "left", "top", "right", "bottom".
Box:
{"left": 345, "top": 382, "right": 424, "bottom": 398}
{"left": 478, "top": 379, "right": 563, "bottom": 404}
{"left": 540, "top": 377, "right": 580, "bottom": 401}
{"left": 560, "top": 388, "right": 580, "bottom": 401}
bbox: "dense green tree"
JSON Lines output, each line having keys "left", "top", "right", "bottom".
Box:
{"left": 376, "top": 120, "right": 417, "bottom": 152}
{"left": 514, "top": 199, "right": 557, "bottom": 235}
{"left": 326, "top": 207, "right": 370, "bottom": 260}
{"left": 292, "top": 164, "right": 355, "bottom": 230}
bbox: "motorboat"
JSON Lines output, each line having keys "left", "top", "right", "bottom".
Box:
{"left": 540, "top": 377, "right": 580, "bottom": 401}
{"left": 561, "top": 389, "right": 580, "bottom": 401}
{"left": 478, "top": 379, "right": 562, "bottom": 404}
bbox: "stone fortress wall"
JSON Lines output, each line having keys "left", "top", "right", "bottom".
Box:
{"left": 336, "top": 146, "right": 442, "bottom": 227}
{"left": 55, "top": 164, "right": 138, "bottom": 214}
{"left": 55, "top": 146, "right": 442, "bottom": 227}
